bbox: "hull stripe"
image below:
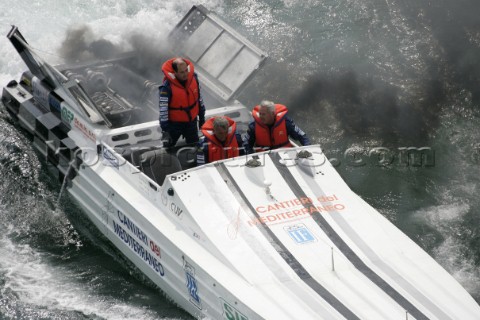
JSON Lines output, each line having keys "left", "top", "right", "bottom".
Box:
{"left": 269, "top": 153, "right": 430, "bottom": 320}
{"left": 217, "top": 162, "right": 360, "bottom": 320}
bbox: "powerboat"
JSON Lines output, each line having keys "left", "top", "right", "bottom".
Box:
{"left": 2, "top": 5, "right": 479, "bottom": 319}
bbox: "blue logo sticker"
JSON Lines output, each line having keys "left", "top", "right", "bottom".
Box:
{"left": 48, "top": 93, "right": 62, "bottom": 112}
{"left": 285, "top": 224, "right": 316, "bottom": 244}
{"left": 184, "top": 260, "right": 201, "bottom": 309}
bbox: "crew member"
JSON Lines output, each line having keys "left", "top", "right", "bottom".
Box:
{"left": 244, "top": 100, "right": 310, "bottom": 153}
{"left": 159, "top": 57, "right": 205, "bottom": 147}
{"left": 197, "top": 116, "right": 244, "bottom": 165}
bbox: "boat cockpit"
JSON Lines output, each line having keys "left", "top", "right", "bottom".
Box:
{"left": 3, "top": 5, "right": 267, "bottom": 186}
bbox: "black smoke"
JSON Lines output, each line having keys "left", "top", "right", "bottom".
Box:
{"left": 58, "top": 25, "right": 171, "bottom": 81}
{"left": 286, "top": 69, "right": 445, "bottom": 143}
{"left": 235, "top": 0, "right": 480, "bottom": 146}
{"left": 404, "top": 0, "right": 480, "bottom": 107}
{"left": 56, "top": 25, "right": 176, "bottom": 124}
{"left": 59, "top": 26, "right": 120, "bottom": 63}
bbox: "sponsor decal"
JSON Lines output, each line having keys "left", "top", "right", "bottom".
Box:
{"left": 184, "top": 259, "right": 201, "bottom": 309}
{"left": 149, "top": 239, "right": 161, "bottom": 258}
{"left": 192, "top": 232, "right": 201, "bottom": 240}
{"left": 221, "top": 299, "right": 248, "bottom": 320}
{"left": 249, "top": 194, "right": 345, "bottom": 226}
{"left": 48, "top": 93, "right": 62, "bottom": 112}
{"left": 61, "top": 106, "right": 74, "bottom": 124}
{"left": 117, "top": 210, "right": 148, "bottom": 245}
{"left": 32, "top": 78, "right": 49, "bottom": 107}
{"left": 284, "top": 223, "right": 316, "bottom": 244}
{"left": 102, "top": 146, "right": 119, "bottom": 169}
{"left": 112, "top": 210, "right": 164, "bottom": 276}
{"left": 169, "top": 202, "right": 183, "bottom": 217}
{"left": 20, "top": 75, "right": 31, "bottom": 88}
{"left": 74, "top": 117, "right": 96, "bottom": 141}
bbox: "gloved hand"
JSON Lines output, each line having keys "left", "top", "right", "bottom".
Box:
{"left": 198, "top": 116, "right": 205, "bottom": 129}
{"left": 161, "top": 131, "right": 172, "bottom": 147}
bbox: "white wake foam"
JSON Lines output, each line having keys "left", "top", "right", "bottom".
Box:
{"left": 0, "top": 233, "right": 176, "bottom": 320}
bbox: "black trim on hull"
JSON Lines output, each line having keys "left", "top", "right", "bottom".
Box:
{"left": 268, "top": 153, "right": 430, "bottom": 320}
{"left": 217, "top": 162, "right": 360, "bottom": 320}
{"left": 2, "top": 84, "right": 79, "bottom": 184}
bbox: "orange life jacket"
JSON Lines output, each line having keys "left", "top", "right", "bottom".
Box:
{"left": 161, "top": 58, "right": 200, "bottom": 122}
{"left": 252, "top": 104, "right": 293, "bottom": 150}
{"left": 201, "top": 117, "right": 239, "bottom": 162}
